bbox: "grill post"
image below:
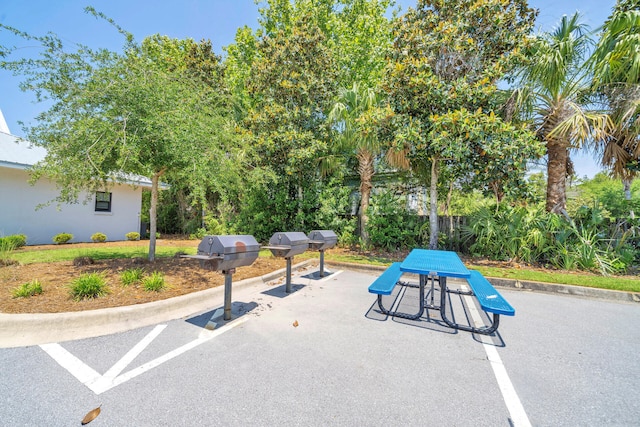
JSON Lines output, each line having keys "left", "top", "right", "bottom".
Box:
{"left": 319, "top": 250, "right": 325, "bottom": 277}
{"left": 223, "top": 270, "right": 234, "bottom": 320}
{"left": 285, "top": 258, "right": 292, "bottom": 293}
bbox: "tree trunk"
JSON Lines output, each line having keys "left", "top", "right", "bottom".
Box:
{"left": 148, "top": 173, "right": 160, "bottom": 262}
{"left": 545, "top": 139, "right": 568, "bottom": 213}
{"left": 444, "top": 181, "right": 453, "bottom": 216}
{"left": 358, "top": 149, "right": 374, "bottom": 246}
{"left": 148, "top": 169, "right": 166, "bottom": 262}
{"left": 297, "top": 183, "right": 304, "bottom": 229}
{"left": 429, "top": 159, "right": 439, "bottom": 250}
{"left": 623, "top": 178, "right": 635, "bottom": 219}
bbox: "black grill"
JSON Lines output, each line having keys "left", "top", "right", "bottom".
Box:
{"left": 307, "top": 230, "right": 337, "bottom": 251}
{"left": 264, "top": 232, "right": 309, "bottom": 258}
{"left": 188, "top": 235, "right": 260, "bottom": 272}
{"left": 182, "top": 235, "right": 260, "bottom": 320}
{"left": 263, "top": 232, "right": 309, "bottom": 293}
{"left": 307, "top": 230, "right": 337, "bottom": 277}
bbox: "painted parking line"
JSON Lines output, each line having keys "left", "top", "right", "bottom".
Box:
{"left": 462, "top": 287, "right": 531, "bottom": 427}
{"left": 40, "top": 316, "right": 248, "bottom": 395}
{"left": 316, "top": 270, "right": 343, "bottom": 283}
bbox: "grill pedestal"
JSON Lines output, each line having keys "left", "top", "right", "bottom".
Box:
{"left": 264, "top": 232, "right": 309, "bottom": 293}
{"left": 307, "top": 230, "right": 337, "bottom": 277}
{"left": 223, "top": 271, "right": 233, "bottom": 320}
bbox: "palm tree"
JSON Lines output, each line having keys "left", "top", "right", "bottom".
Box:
{"left": 590, "top": 4, "right": 640, "bottom": 189}
{"left": 517, "top": 13, "right": 602, "bottom": 213}
{"left": 328, "top": 82, "right": 383, "bottom": 245}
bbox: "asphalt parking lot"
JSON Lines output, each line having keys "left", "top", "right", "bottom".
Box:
{"left": 1, "top": 264, "right": 639, "bottom": 426}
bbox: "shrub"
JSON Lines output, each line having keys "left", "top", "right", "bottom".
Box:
{"left": 69, "top": 272, "right": 109, "bottom": 300}
{"left": 91, "top": 232, "right": 107, "bottom": 243}
{"left": 189, "top": 228, "right": 207, "bottom": 240}
{"left": 11, "top": 280, "right": 43, "bottom": 298}
{"left": 0, "top": 237, "right": 18, "bottom": 266}
{"left": 0, "top": 234, "right": 27, "bottom": 249}
{"left": 120, "top": 268, "right": 145, "bottom": 286}
{"left": 462, "top": 203, "right": 634, "bottom": 275}
{"left": 366, "top": 190, "right": 421, "bottom": 251}
{"left": 143, "top": 271, "right": 165, "bottom": 292}
{"left": 125, "top": 232, "right": 140, "bottom": 241}
{"left": 53, "top": 233, "right": 73, "bottom": 244}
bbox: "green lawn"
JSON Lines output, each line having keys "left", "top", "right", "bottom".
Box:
{"left": 300, "top": 251, "right": 640, "bottom": 293}
{"left": 9, "top": 245, "right": 282, "bottom": 265}
{"left": 8, "top": 243, "right": 640, "bottom": 293}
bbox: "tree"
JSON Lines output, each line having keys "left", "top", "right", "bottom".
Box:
{"left": 328, "top": 82, "right": 388, "bottom": 244}
{"left": 384, "top": 0, "right": 539, "bottom": 248}
{"left": 517, "top": 13, "right": 608, "bottom": 213}
{"left": 590, "top": 1, "right": 640, "bottom": 194}
{"left": 223, "top": 1, "right": 396, "bottom": 240}
{"left": 325, "top": 0, "right": 395, "bottom": 88}
{"left": 0, "top": 10, "right": 233, "bottom": 260}
{"left": 239, "top": 10, "right": 339, "bottom": 238}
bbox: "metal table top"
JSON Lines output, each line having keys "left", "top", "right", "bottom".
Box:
{"left": 400, "top": 249, "right": 471, "bottom": 278}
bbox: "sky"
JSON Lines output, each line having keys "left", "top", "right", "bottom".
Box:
{"left": 0, "top": 0, "right": 617, "bottom": 178}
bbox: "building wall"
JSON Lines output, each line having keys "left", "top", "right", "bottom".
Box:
{"left": 0, "top": 167, "right": 143, "bottom": 245}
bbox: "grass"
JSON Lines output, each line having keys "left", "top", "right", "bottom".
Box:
{"left": 309, "top": 251, "right": 640, "bottom": 293}
{"left": 10, "top": 245, "right": 197, "bottom": 264}
{"left": 69, "top": 272, "right": 110, "bottom": 300}
{"left": 4, "top": 241, "right": 640, "bottom": 293}
{"left": 143, "top": 272, "right": 166, "bottom": 292}
{"left": 298, "top": 250, "right": 394, "bottom": 266}
{"left": 120, "top": 268, "right": 145, "bottom": 286}
{"left": 473, "top": 265, "right": 640, "bottom": 293}
{"left": 0, "top": 238, "right": 18, "bottom": 265}
{"left": 11, "top": 280, "right": 43, "bottom": 298}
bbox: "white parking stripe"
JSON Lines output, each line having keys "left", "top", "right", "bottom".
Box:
{"left": 103, "top": 316, "right": 249, "bottom": 393}
{"left": 317, "top": 270, "right": 343, "bottom": 282}
{"left": 40, "top": 316, "right": 248, "bottom": 395}
{"left": 40, "top": 343, "right": 102, "bottom": 385}
{"left": 100, "top": 324, "right": 166, "bottom": 381}
{"left": 462, "top": 287, "right": 531, "bottom": 427}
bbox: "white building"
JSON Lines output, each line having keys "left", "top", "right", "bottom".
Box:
{"left": 0, "top": 111, "right": 151, "bottom": 245}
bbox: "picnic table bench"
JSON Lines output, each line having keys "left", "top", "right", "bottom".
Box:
{"left": 368, "top": 250, "right": 515, "bottom": 334}
{"left": 442, "top": 270, "right": 515, "bottom": 335}
{"left": 368, "top": 262, "right": 425, "bottom": 320}
{"left": 367, "top": 262, "right": 403, "bottom": 295}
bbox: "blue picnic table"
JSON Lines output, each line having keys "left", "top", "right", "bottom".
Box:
{"left": 368, "top": 249, "right": 515, "bottom": 335}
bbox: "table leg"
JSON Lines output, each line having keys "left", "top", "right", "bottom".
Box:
{"left": 422, "top": 275, "right": 441, "bottom": 310}
{"left": 376, "top": 279, "right": 425, "bottom": 320}
{"left": 437, "top": 277, "right": 501, "bottom": 335}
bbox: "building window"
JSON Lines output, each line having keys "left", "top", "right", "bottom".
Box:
{"left": 95, "top": 192, "right": 112, "bottom": 212}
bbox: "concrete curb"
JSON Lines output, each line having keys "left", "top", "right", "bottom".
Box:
{"left": 0, "top": 259, "right": 318, "bottom": 348}
{"left": 487, "top": 276, "right": 640, "bottom": 303}
{"left": 325, "top": 260, "right": 640, "bottom": 303}
{"left": 2, "top": 259, "right": 638, "bottom": 348}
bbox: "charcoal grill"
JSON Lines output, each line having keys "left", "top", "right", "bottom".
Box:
{"left": 307, "top": 230, "right": 337, "bottom": 277}
{"left": 182, "top": 235, "right": 259, "bottom": 320}
{"left": 263, "top": 232, "right": 309, "bottom": 293}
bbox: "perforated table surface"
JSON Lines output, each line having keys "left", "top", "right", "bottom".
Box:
{"left": 400, "top": 249, "right": 471, "bottom": 278}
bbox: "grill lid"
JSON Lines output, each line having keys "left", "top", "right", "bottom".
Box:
{"left": 308, "top": 230, "right": 337, "bottom": 242}
{"left": 268, "top": 232, "right": 309, "bottom": 247}
{"left": 307, "top": 229, "right": 338, "bottom": 250}
{"left": 197, "top": 235, "right": 260, "bottom": 256}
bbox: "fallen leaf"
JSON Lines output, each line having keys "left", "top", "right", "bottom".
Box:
{"left": 81, "top": 405, "right": 101, "bottom": 425}
{"left": 292, "top": 320, "right": 299, "bottom": 327}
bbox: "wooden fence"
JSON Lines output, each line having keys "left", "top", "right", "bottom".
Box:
{"left": 420, "top": 215, "right": 470, "bottom": 252}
